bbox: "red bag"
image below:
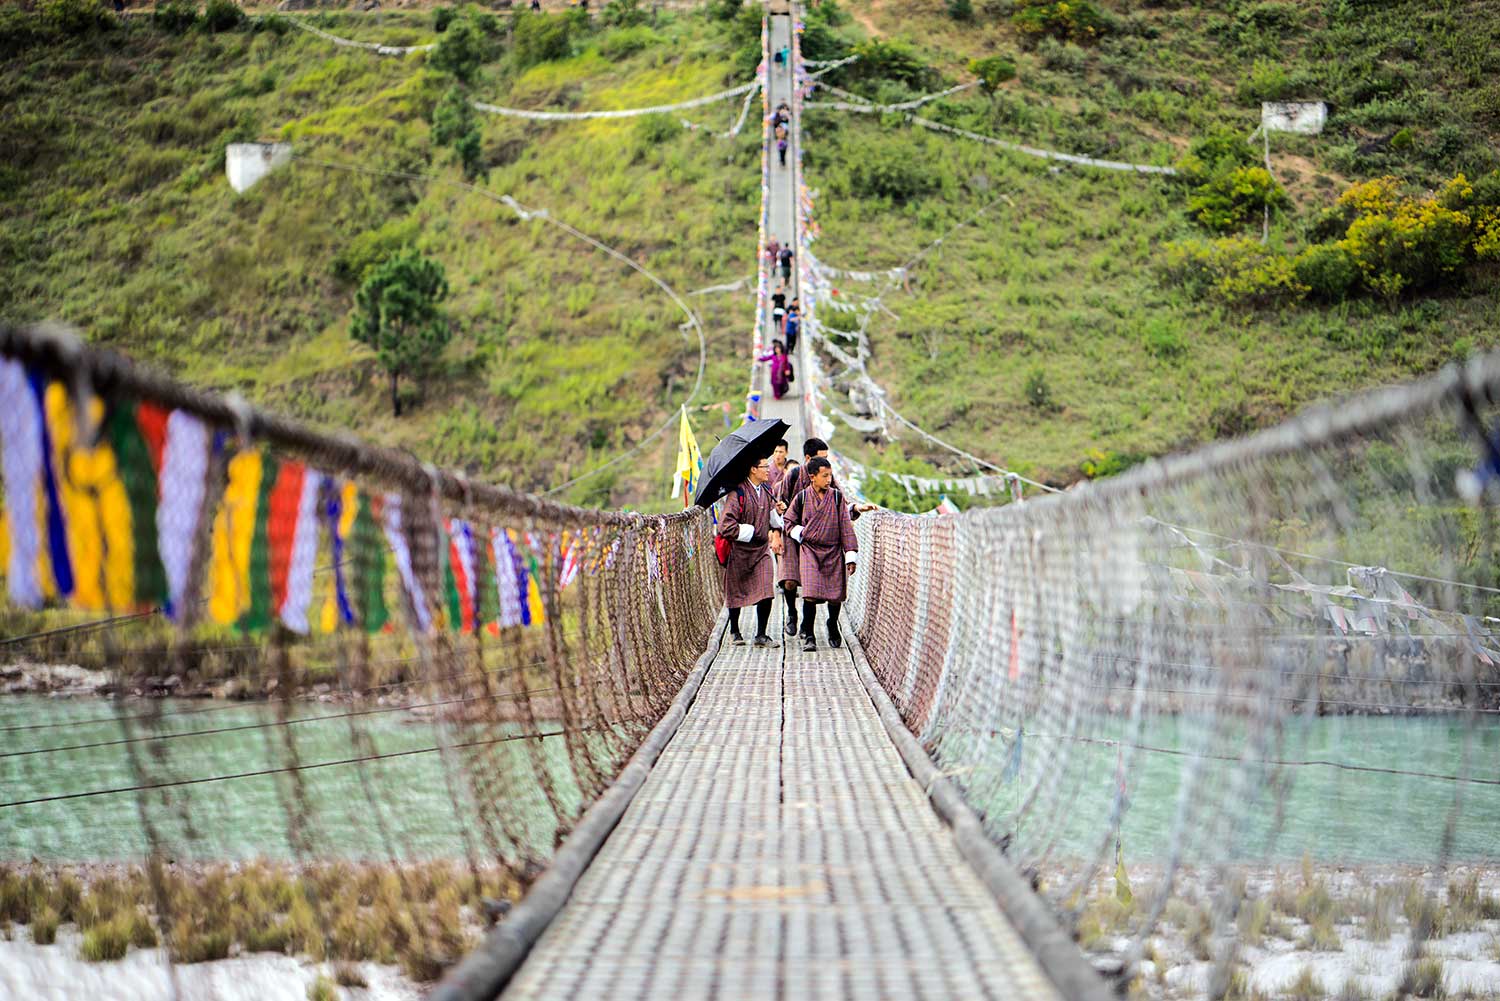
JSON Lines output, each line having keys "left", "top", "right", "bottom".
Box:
{"left": 715, "top": 535, "right": 732, "bottom": 567}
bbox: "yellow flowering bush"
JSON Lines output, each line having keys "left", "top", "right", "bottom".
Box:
{"left": 1162, "top": 237, "right": 1308, "bottom": 306}
{"left": 1012, "top": 0, "right": 1110, "bottom": 44}
{"left": 1336, "top": 182, "right": 1472, "bottom": 300}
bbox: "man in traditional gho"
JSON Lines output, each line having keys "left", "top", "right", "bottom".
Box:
{"left": 767, "top": 439, "right": 790, "bottom": 498}
{"left": 775, "top": 437, "right": 871, "bottom": 637}
{"left": 784, "top": 456, "right": 858, "bottom": 651}
{"left": 718, "top": 456, "right": 784, "bottom": 647}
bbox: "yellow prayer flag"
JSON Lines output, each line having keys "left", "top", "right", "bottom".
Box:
{"left": 46, "top": 385, "right": 133, "bottom": 611}
{"left": 672, "top": 406, "right": 702, "bottom": 506}
{"left": 208, "top": 451, "right": 263, "bottom": 624}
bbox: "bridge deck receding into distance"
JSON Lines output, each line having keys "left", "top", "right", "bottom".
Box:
{"left": 497, "top": 12, "right": 1070, "bottom": 999}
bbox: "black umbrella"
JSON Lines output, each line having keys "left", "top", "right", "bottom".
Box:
{"left": 694, "top": 418, "right": 790, "bottom": 508}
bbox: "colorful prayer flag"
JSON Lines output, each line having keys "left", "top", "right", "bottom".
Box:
{"left": 208, "top": 448, "right": 264, "bottom": 625}
{"left": 0, "top": 360, "right": 45, "bottom": 608}
{"left": 156, "top": 410, "right": 210, "bottom": 621}
{"left": 381, "top": 493, "right": 432, "bottom": 633}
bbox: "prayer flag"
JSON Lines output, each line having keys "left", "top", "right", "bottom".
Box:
{"left": 156, "top": 410, "right": 210, "bottom": 621}
{"left": 208, "top": 449, "right": 264, "bottom": 625}
{"left": 673, "top": 406, "right": 703, "bottom": 507}
{"left": 0, "top": 360, "right": 45, "bottom": 608}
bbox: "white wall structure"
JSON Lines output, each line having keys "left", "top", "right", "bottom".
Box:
{"left": 1261, "top": 101, "right": 1327, "bottom": 135}
{"left": 226, "top": 143, "right": 293, "bottom": 193}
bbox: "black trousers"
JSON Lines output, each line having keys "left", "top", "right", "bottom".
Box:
{"left": 729, "top": 598, "right": 773, "bottom": 638}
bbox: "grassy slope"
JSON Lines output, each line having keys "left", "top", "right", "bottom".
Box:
{"left": 805, "top": 0, "right": 1500, "bottom": 486}
{"left": 0, "top": 9, "right": 755, "bottom": 509}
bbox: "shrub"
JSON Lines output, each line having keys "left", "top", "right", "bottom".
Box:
{"left": 635, "top": 113, "right": 682, "bottom": 146}
{"left": 81, "top": 916, "right": 133, "bottom": 961}
{"left": 1188, "top": 166, "right": 1288, "bottom": 232}
{"left": 431, "top": 85, "right": 475, "bottom": 147}
{"left": 202, "top": 0, "right": 243, "bottom": 32}
{"left": 847, "top": 39, "right": 937, "bottom": 90}
{"left": 1161, "top": 237, "right": 1308, "bottom": 306}
{"left": 600, "top": 0, "right": 647, "bottom": 28}
{"left": 1012, "top": 0, "right": 1110, "bottom": 45}
{"left": 705, "top": 0, "right": 742, "bottom": 21}
{"left": 1293, "top": 243, "right": 1359, "bottom": 301}
{"left": 31, "top": 906, "right": 60, "bottom": 945}
{"left": 40, "top": 0, "right": 108, "bottom": 34}
{"left": 434, "top": 5, "right": 455, "bottom": 32}
{"left": 1024, "top": 367, "right": 1054, "bottom": 409}
{"left": 969, "top": 55, "right": 1017, "bottom": 96}
{"left": 1389, "top": 127, "right": 1415, "bottom": 151}
{"left": 512, "top": 11, "right": 571, "bottom": 69}
{"left": 152, "top": 0, "right": 198, "bottom": 33}
{"left": 1237, "top": 57, "right": 1300, "bottom": 103}
{"left": 1182, "top": 128, "right": 1259, "bottom": 179}
{"left": 431, "top": 18, "right": 487, "bottom": 81}
{"left": 946, "top": 0, "right": 973, "bottom": 21}
{"left": 596, "top": 24, "right": 659, "bottom": 60}
{"left": 1338, "top": 199, "right": 1471, "bottom": 300}
{"left": 845, "top": 140, "right": 939, "bottom": 203}
{"left": 1141, "top": 317, "right": 1186, "bottom": 359}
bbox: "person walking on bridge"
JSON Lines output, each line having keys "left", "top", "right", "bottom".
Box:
{"left": 718, "top": 457, "right": 784, "bottom": 647}
{"left": 785, "top": 457, "right": 857, "bottom": 651}
{"left": 775, "top": 438, "right": 875, "bottom": 635}
{"left": 779, "top": 246, "right": 794, "bottom": 282}
{"left": 767, "top": 438, "right": 789, "bottom": 497}
{"left": 758, "top": 341, "right": 793, "bottom": 401}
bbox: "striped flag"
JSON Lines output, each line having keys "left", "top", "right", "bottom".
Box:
{"left": 271, "top": 464, "right": 321, "bottom": 634}
{"left": 45, "top": 383, "right": 134, "bottom": 612}
{"left": 208, "top": 449, "right": 264, "bottom": 625}
{"left": 381, "top": 493, "right": 432, "bottom": 633}
{"left": 446, "top": 518, "right": 478, "bottom": 633}
{"left": 156, "top": 410, "right": 210, "bottom": 621}
{"left": 0, "top": 360, "right": 45, "bottom": 609}
{"left": 490, "top": 527, "right": 526, "bottom": 628}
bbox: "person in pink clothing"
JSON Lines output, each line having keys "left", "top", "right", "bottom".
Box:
{"left": 758, "top": 340, "right": 793, "bottom": 400}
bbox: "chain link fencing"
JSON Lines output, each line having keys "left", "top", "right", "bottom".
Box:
{"left": 0, "top": 323, "right": 719, "bottom": 986}
{"left": 846, "top": 355, "right": 1500, "bottom": 999}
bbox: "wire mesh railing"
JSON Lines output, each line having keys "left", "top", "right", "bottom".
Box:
{"left": 0, "top": 322, "right": 719, "bottom": 987}
{"left": 846, "top": 354, "right": 1500, "bottom": 999}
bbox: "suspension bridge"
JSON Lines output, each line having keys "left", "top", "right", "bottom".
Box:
{"left": 3, "top": 5, "right": 1500, "bottom": 1001}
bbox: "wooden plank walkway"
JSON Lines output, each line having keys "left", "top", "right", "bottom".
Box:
{"left": 501, "top": 629, "right": 1064, "bottom": 999}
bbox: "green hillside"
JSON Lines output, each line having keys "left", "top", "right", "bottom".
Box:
{"left": 1, "top": 1, "right": 759, "bottom": 508}
{"left": 3, "top": 0, "right": 1499, "bottom": 507}
{"left": 804, "top": 0, "right": 1500, "bottom": 489}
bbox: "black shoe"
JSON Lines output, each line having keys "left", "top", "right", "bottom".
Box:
{"left": 801, "top": 633, "right": 816, "bottom": 653}
{"left": 753, "top": 634, "right": 779, "bottom": 649}
{"left": 827, "top": 622, "right": 842, "bottom": 648}
{"left": 784, "top": 608, "right": 798, "bottom": 636}
{"left": 731, "top": 632, "right": 747, "bottom": 646}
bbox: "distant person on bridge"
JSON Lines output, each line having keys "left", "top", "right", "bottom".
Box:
{"left": 779, "top": 246, "right": 794, "bottom": 281}
{"left": 777, "top": 135, "right": 788, "bottom": 167}
{"left": 718, "top": 456, "right": 784, "bottom": 647}
{"left": 785, "top": 457, "right": 858, "bottom": 651}
{"left": 783, "top": 304, "right": 800, "bottom": 353}
{"left": 772, "top": 284, "right": 787, "bottom": 328}
{"left": 759, "top": 341, "right": 793, "bottom": 401}
{"left": 766, "top": 238, "right": 780, "bottom": 268}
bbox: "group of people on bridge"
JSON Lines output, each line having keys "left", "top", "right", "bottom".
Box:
{"left": 717, "top": 437, "right": 873, "bottom": 650}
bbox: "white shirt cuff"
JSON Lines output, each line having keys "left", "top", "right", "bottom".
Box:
{"left": 769, "top": 510, "right": 784, "bottom": 530}
{"left": 844, "top": 551, "right": 859, "bottom": 566}
{"left": 736, "top": 524, "right": 754, "bottom": 543}
{"left": 790, "top": 526, "right": 805, "bottom": 544}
